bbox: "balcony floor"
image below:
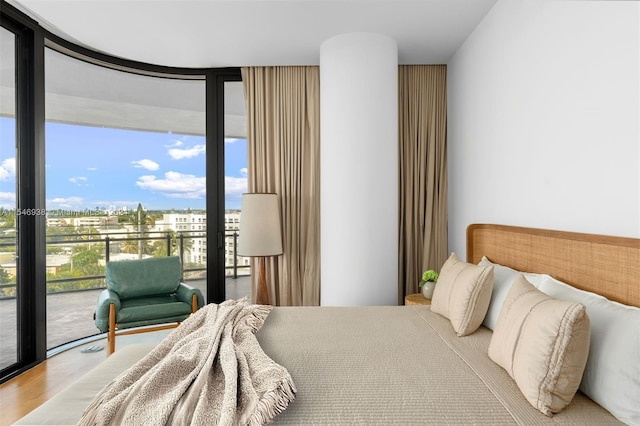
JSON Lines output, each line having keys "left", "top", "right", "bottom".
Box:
{"left": 0, "top": 276, "right": 250, "bottom": 370}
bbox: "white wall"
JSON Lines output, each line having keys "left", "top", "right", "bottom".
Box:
{"left": 447, "top": 0, "right": 640, "bottom": 255}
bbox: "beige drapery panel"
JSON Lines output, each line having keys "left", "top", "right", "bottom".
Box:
{"left": 398, "top": 65, "right": 448, "bottom": 303}
{"left": 241, "top": 67, "right": 320, "bottom": 306}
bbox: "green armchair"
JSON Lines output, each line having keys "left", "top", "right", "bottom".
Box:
{"left": 95, "top": 256, "right": 204, "bottom": 353}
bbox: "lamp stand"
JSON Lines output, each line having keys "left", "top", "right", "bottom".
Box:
{"left": 257, "top": 256, "right": 270, "bottom": 305}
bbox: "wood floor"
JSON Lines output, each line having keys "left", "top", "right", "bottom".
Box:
{"left": 0, "top": 278, "right": 251, "bottom": 425}
{"left": 0, "top": 331, "right": 168, "bottom": 426}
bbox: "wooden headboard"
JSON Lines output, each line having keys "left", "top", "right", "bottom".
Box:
{"left": 466, "top": 224, "right": 640, "bottom": 308}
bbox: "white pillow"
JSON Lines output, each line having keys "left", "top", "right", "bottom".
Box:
{"left": 533, "top": 274, "right": 640, "bottom": 425}
{"left": 478, "top": 257, "right": 521, "bottom": 330}
{"left": 522, "top": 272, "right": 548, "bottom": 289}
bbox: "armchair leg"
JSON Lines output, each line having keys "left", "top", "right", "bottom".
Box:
{"left": 192, "top": 293, "right": 198, "bottom": 313}
{"left": 108, "top": 303, "right": 116, "bottom": 354}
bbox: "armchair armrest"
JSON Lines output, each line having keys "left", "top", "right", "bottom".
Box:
{"left": 95, "top": 289, "right": 122, "bottom": 332}
{"left": 175, "top": 283, "right": 204, "bottom": 310}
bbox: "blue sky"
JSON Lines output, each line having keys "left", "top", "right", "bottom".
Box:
{"left": 0, "top": 118, "right": 247, "bottom": 212}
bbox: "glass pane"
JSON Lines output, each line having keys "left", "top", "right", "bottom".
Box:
{"left": 44, "top": 47, "right": 206, "bottom": 350}
{"left": 0, "top": 27, "right": 17, "bottom": 369}
{"left": 224, "top": 81, "right": 250, "bottom": 299}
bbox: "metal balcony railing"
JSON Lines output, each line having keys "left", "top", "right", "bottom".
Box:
{"left": 0, "top": 230, "right": 250, "bottom": 299}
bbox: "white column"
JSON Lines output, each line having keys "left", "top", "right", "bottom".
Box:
{"left": 320, "top": 33, "right": 398, "bottom": 306}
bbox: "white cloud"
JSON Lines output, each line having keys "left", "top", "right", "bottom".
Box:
{"left": 87, "top": 167, "right": 98, "bottom": 171}
{"left": 165, "top": 140, "right": 184, "bottom": 148}
{"left": 136, "top": 171, "right": 205, "bottom": 199}
{"left": 225, "top": 138, "right": 240, "bottom": 144}
{"left": 47, "top": 196, "right": 84, "bottom": 209}
{"left": 69, "top": 176, "right": 89, "bottom": 186}
{"left": 168, "top": 144, "right": 206, "bottom": 160}
{"left": 0, "top": 191, "right": 16, "bottom": 208}
{"left": 131, "top": 159, "right": 160, "bottom": 171}
{"left": 240, "top": 168, "right": 248, "bottom": 176}
{"left": 0, "top": 158, "right": 16, "bottom": 181}
{"left": 225, "top": 175, "right": 247, "bottom": 197}
{"left": 224, "top": 176, "right": 247, "bottom": 208}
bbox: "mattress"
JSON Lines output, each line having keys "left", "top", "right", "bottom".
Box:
{"left": 15, "top": 305, "right": 621, "bottom": 425}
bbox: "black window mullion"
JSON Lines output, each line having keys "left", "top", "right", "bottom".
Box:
{"left": 19, "top": 23, "right": 47, "bottom": 365}
{"left": 206, "top": 69, "right": 241, "bottom": 304}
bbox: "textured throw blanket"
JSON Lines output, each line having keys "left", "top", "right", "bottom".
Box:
{"left": 78, "top": 299, "right": 296, "bottom": 426}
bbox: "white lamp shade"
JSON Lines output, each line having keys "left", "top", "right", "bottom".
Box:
{"left": 238, "top": 193, "right": 283, "bottom": 257}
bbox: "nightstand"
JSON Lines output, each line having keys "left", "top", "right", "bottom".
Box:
{"left": 405, "top": 293, "right": 432, "bottom": 305}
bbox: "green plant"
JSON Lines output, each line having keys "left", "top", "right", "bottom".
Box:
{"left": 418, "top": 269, "right": 439, "bottom": 287}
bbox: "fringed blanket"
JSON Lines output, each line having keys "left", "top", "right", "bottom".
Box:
{"left": 79, "top": 298, "right": 296, "bottom": 426}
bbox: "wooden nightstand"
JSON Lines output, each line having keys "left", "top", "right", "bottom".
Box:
{"left": 405, "top": 293, "right": 432, "bottom": 305}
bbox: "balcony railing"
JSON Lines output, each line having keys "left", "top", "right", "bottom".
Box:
{"left": 0, "top": 230, "right": 250, "bottom": 299}
{"left": 0, "top": 229, "right": 253, "bottom": 367}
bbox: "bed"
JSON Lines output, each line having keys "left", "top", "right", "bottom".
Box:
{"left": 14, "top": 224, "right": 640, "bottom": 425}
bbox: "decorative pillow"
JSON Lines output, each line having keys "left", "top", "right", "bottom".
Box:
{"left": 534, "top": 274, "right": 640, "bottom": 425}
{"left": 488, "top": 274, "right": 590, "bottom": 416}
{"left": 430, "top": 253, "right": 494, "bottom": 336}
{"left": 478, "top": 257, "right": 521, "bottom": 330}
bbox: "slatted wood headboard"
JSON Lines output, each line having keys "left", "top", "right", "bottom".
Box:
{"left": 466, "top": 224, "right": 640, "bottom": 308}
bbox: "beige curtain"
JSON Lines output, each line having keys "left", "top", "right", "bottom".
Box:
{"left": 241, "top": 67, "right": 320, "bottom": 306}
{"left": 398, "top": 65, "right": 448, "bottom": 303}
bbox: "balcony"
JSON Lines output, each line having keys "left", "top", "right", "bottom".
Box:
{"left": 0, "top": 230, "right": 252, "bottom": 370}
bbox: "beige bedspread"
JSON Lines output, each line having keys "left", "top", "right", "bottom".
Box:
{"left": 256, "top": 306, "right": 622, "bottom": 425}
{"left": 15, "top": 305, "right": 621, "bottom": 425}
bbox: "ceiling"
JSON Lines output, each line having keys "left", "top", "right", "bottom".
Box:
{"left": 7, "top": 0, "right": 497, "bottom": 68}
{"left": 2, "top": 0, "right": 496, "bottom": 139}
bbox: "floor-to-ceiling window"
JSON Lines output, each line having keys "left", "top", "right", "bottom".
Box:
{"left": 44, "top": 47, "right": 208, "bottom": 350}
{"left": 0, "top": 1, "right": 242, "bottom": 381}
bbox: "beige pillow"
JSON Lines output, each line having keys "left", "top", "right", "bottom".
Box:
{"left": 488, "top": 274, "right": 591, "bottom": 416}
{"left": 430, "top": 253, "right": 494, "bottom": 336}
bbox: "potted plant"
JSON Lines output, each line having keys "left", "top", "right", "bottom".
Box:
{"left": 418, "top": 269, "right": 439, "bottom": 299}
